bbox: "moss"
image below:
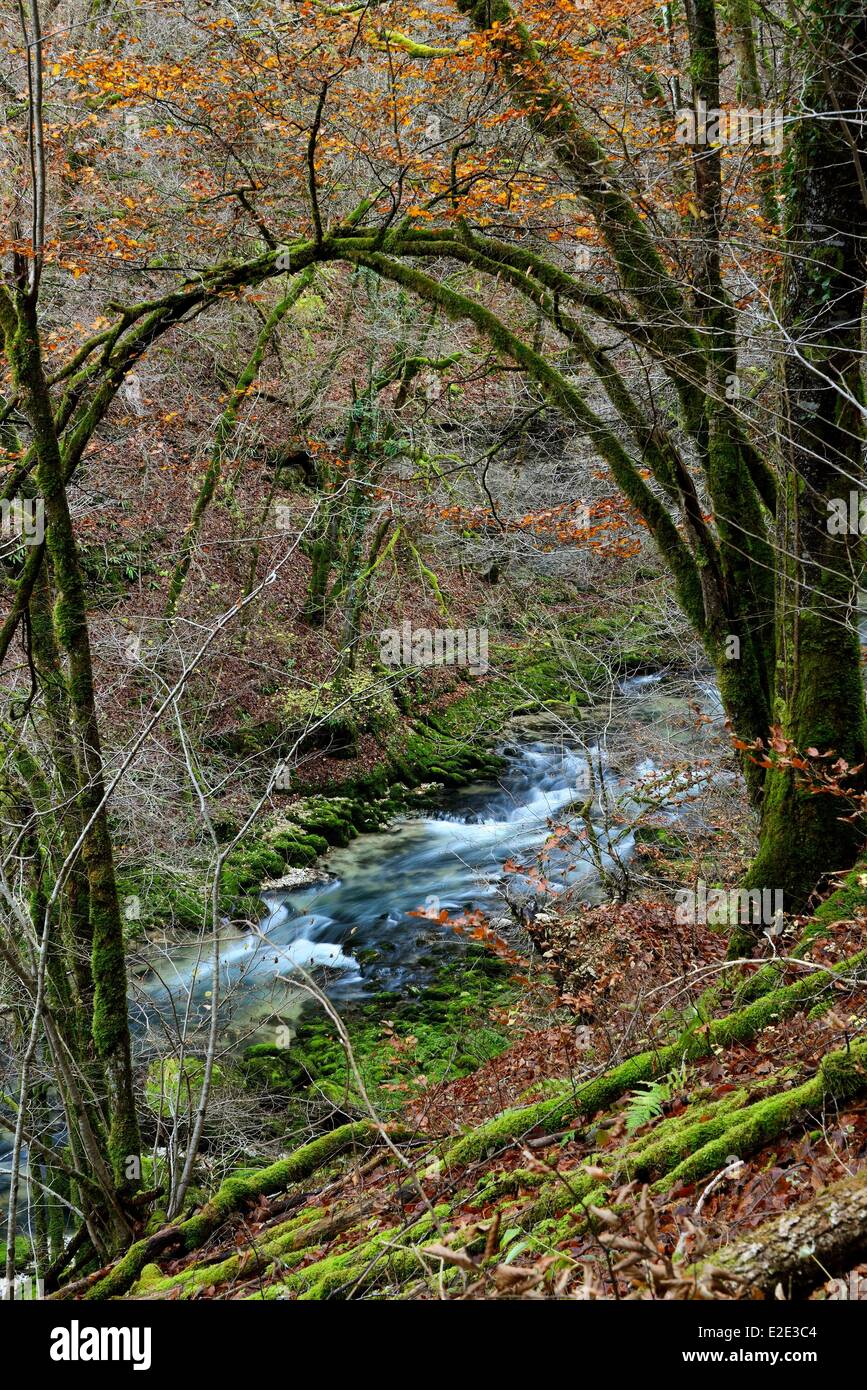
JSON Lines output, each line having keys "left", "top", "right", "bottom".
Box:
{"left": 133, "top": 1207, "right": 326, "bottom": 1297}
{"left": 129, "top": 540, "right": 675, "bottom": 940}
{"left": 579, "top": 615, "right": 668, "bottom": 670}
{"left": 251, "top": 1205, "right": 450, "bottom": 1301}
{"left": 86, "top": 940, "right": 867, "bottom": 1300}
{"left": 710, "top": 948, "right": 867, "bottom": 1045}
{"left": 531, "top": 1174, "right": 605, "bottom": 1226}
{"left": 389, "top": 727, "right": 502, "bottom": 789}
{"left": 219, "top": 820, "right": 332, "bottom": 908}
{"left": 442, "top": 947, "right": 867, "bottom": 1169}
{"left": 144, "top": 1056, "right": 223, "bottom": 1119}
{"left": 800, "top": 860, "right": 867, "bottom": 943}
{"left": 633, "top": 825, "right": 689, "bottom": 856}
{"left": 818, "top": 1045, "right": 867, "bottom": 1101}
{"left": 656, "top": 1038, "right": 867, "bottom": 1192}
{"left": 269, "top": 828, "right": 330, "bottom": 857}
{"left": 283, "top": 670, "right": 401, "bottom": 744}
{"left": 623, "top": 1088, "right": 754, "bottom": 1180}
{"left": 241, "top": 949, "right": 517, "bottom": 1113}
{"left": 519, "top": 1075, "right": 790, "bottom": 1226}
{"left": 0, "top": 1234, "right": 32, "bottom": 1267}
{"left": 744, "top": 603, "right": 867, "bottom": 912}
{"left": 518, "top": 1045, "right": 865, "bottom": 1245}
{"left": 179, "top": 1123, "right": 382, "bottom": 1251}
{"left": 131, "top": 1262, "right": 173, "bottom": 1294}
{"left": 465, "top": 1168, "right": 546, "bottom": 1208}
{"left": 117, "top": 868, "right": 206, "bottom": 937}
{"left": 83, "top": 1121, "right": 393, "bottom": 1299}
{"left": 443, "top": 1093, "right": 574, "bottom": 1168}
{"left": 285, "top": 796, "right": 358, "bottom": 848}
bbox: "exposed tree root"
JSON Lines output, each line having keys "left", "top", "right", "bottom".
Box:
{"left": 63, "top": 1121, "right": 396, "bottom": 1300}
{"left": 440, "top": 948, "right": 867, "bottom": 1168}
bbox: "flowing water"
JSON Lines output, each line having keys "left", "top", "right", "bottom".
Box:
{"left": 1, "top": 669, "right": 721, "bottom": 1215}
{"left": 135, "top": 670, "right": 720, "bottom": 1045}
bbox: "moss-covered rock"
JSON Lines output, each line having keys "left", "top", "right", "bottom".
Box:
{"left": 284, "top": 796, "right": 359, "bottom": 847}
{"left": 237, "top": 946, "right": 518, "bottom": 1114}
{"left": 116, "top": 869, "right": 206, "bottom": 938}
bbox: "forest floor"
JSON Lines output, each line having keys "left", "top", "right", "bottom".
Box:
{"left": 54, "top": 843, "right": 867, "bottom": 1300}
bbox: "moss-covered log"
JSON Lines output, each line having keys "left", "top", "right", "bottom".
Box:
{"left": 441, "top": 948, "right": 867, "bottom": 1168}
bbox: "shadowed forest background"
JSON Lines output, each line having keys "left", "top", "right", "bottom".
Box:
{"left": 2, "top": 0, "right": 867, "bottom": 1306}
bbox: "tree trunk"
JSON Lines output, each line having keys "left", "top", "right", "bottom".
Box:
{"left": 704, "top": 1167, "right": 867, "bottom": 1298}
{"left": 746, "top": 2, "right": 867, "bottom": 913}
{"left": 2, "top": 291, "right": 140, "bottom": 1228}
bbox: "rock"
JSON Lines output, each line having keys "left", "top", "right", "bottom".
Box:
{"left": 260, "top": 866, "right": 335, "bottom": 892}
{"left": 503, "top": 709, "right": 583, "bottom": 740}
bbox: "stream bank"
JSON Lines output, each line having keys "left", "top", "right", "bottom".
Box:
{"left": 121, "top": 607, "right": 676, "bottom": 943}
{"left": 132, "top": 659, "right": 740, "bottom": 1169}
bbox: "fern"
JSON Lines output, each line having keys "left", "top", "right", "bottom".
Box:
{"left": 625, "top": 1079, "right": 671, "bottom": 1134}
{"left": 625, "top": 1058, "right": 690, "bottom": 1134}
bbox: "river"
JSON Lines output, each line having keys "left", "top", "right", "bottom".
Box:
{"left": 134, "top": 670, "right": 722, "bottom": 1045}
{"left": 1, "top": 668, "right": 722, "bottom": 1217}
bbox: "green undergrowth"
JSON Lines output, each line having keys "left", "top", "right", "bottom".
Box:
{"left": 0, "top": 1235, "right": 31, "bottom": 1267}
{"left": 106, "top": 1027, "right": 867, "bottom": 1301}
{"left": 437, "top": 943, "right": 867, "bottom": 1168}
{"left": 238, "top": 944, "right": 519, "bottom": 1114}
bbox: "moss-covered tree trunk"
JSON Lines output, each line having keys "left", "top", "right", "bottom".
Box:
{"left": 745, "top": 1, "right": 867, "bottom": 913}
{"left": 1, "top": 290, "right": 140, "bottom": 1240}
{"left": 28, "top": 565, "right": 95, "bottom": 1054}
{"left": 684, "top": 0, "right": 776, "bottom": 807}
